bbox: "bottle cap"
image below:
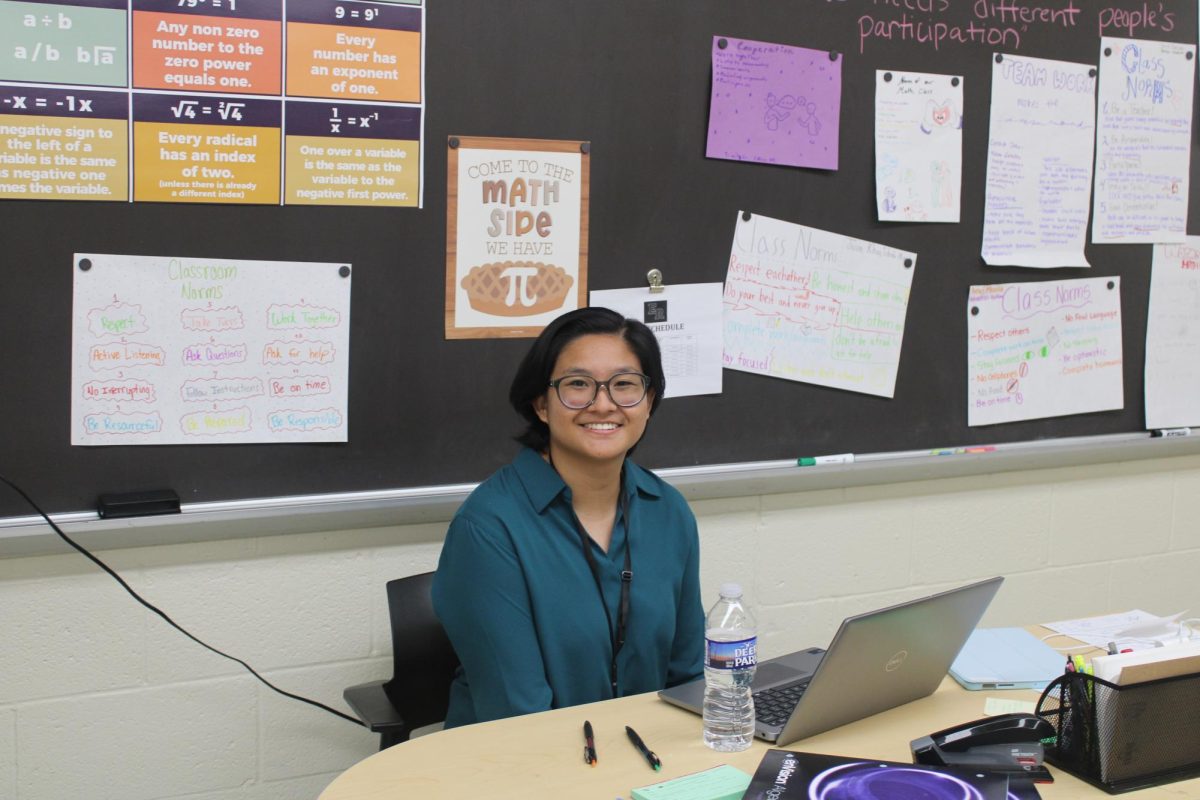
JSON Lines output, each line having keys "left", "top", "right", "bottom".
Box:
{"left": 719, "top": 582, "right": 743, "bottom": 598}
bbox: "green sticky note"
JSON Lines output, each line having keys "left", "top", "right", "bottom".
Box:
{"left": 984, "top": 696, "right": 1036, "bottom": 716}
{"left": 631, "top": 764, "right": 752, "bottom": 800}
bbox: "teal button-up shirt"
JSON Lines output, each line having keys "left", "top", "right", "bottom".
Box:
{"left": 433, "top": 448, "right": 704, "bottom": 727}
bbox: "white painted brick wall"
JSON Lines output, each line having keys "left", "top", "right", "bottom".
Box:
{"left": 1, "top": 455, "right": 1198, "bottom": 799}
{"left": 1172, "top": 468, "right": 1200, "bottom": 551}
{"left": 0, "top": 708, "right": 13, "bottom": 800}
{"left": 0, "top": 569, "right": 149, "bottom": 704}
{"left": 17, "top": 680, "right": 258, "bottom": 800}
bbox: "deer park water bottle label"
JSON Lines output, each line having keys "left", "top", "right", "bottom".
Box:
{"left": 706, "top": 637, "right": 757, "bottom": 671}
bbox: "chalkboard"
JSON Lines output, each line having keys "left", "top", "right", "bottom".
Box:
{"left": 2, "top": 0, "right": 1197, "bottom": 518}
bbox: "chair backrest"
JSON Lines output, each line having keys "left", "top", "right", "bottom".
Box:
{"left": 381, "top": 571, "right": 460, "bottom": 732}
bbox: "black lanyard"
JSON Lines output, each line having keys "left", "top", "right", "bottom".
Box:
{"left": 569, "top": 484, "right": 632, "bottom": 699}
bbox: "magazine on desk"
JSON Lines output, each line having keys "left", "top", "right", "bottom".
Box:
{"left": 743, "top": 750, "right": 1039, "bottom": 799}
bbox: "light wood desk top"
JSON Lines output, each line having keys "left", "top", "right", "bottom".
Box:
{"left": 319, "top": 676, "right": 1200, "bottom": 799}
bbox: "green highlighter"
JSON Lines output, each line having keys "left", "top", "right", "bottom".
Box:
{"left": 631, "top": 764, "right": 752, "bottom": 800}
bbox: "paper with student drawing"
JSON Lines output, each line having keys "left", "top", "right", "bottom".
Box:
{"left": 723, "top": 213, "right": 915, "bottom": 398}
{"left": 589, "top": 283, "right": 724, "bottom": 398}
{"left": 967, "top": 277, "right": 1123, "bottom": 426}
{"left": 706, "top": 36, "right": 841, "bottom": 170}
{"left": 1145, "top": 239, "right": 1200, "bottom": 428}
{"left": 1093, "top": 37, "right": 1195, "bottom": 244}
{"left": 874, "top": 70, "right": 962, "bottom": 223}
{"left": 71, "top": 253, "right": 351, "bottom": 444}
{"left": 981, "top": 54, "right": 1096, "bottom": 267}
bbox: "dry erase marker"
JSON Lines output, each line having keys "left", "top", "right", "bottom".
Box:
{"left": 797, "top": 453, "right": 854, "bottom": 466}
{"left": 1151, "top": 428, "right": 1191, "bottom": 438}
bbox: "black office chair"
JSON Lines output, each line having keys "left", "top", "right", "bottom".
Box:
{"left": 343, "top": 571, "right": 461, "bottom": 750}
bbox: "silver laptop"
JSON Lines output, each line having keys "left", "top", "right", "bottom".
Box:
{"left": 659, "top": 576, "right": 1003, "bottom": 746}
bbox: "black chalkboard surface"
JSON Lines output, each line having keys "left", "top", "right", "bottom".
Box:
{"left": 2, "top": 0, "right": 1196, "bottom": 518}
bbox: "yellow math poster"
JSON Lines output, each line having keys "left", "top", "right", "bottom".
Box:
{"left": 0, "top": 89, "right": 128, "bottom": 201}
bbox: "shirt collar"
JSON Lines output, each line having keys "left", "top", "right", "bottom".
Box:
{"left": 513, "top": 447, "right": 662, "bottom": 513}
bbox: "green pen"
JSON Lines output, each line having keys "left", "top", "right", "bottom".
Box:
{"left": 625, "top": 725, "right": 661, "bottom": 771}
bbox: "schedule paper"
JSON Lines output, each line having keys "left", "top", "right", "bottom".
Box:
{"left": 590, "top": 283, "right": 724, "bottom": 398}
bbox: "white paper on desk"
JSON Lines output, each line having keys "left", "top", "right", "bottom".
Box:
{"left": 723, "top": 213, "right": 915, "bottom": 398}
{"left": 1042, "top": 609, "right": 1157, "bottom": 650}
{"left": 589, "top": 284, "right": 723, "bottom": 398}
{"left": 1092, "top": 37, "right": 1195, "bottom": 244}
{"left": 967, "top": 277, "right": 1123, "bottom": 426}
{"left": 981, "top": 54, "right": 1095, "bottom": 268}
{"left": 1145, "top": 239, "right": 1200, "bottom": 428}
{"left": 874, "top": 69, "right": 962, "bottom": 223}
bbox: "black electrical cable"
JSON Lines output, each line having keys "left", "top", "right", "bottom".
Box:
{"left": 0, "top": 473, "right": 365, "bottom": 728}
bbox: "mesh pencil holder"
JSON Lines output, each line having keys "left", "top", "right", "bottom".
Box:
{"left": 1035, "top": 669, "right": 1200, "bottom": 794}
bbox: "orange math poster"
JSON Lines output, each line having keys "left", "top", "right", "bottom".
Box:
{"left": 286, "top": 0, "right": 421, "bottom": 103}
{"left": 131, "top": 0, "right": 283, "bottom": 95}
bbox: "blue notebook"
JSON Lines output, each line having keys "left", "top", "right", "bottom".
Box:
{"left": 950, "top": 627, "right": 1064, "bottom": 691}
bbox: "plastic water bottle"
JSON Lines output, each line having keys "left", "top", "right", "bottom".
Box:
{"left": 703, "top": 582, "right": 757, "bottom": 751}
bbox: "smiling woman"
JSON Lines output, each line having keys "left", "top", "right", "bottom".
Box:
{"left": 432, "top": 307, "right": 705, "bottom": 727}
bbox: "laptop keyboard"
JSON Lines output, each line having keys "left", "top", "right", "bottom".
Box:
{"left": 753, "top": 679, "right": 810, "bottom": 727}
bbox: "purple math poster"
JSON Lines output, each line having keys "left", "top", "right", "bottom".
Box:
{"left": 706, "top": 35, "right": 842, "bottom": 170}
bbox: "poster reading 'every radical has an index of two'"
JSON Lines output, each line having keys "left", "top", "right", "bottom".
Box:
{"left": 0, "top": 0, "right": 425, "bottom": 206}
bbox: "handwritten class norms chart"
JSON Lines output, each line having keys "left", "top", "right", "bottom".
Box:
{"left": 71, "top": 253, "right": 351, "bottom": 444}
{"left": 0, "top": 0, "right": 424, "bottom": 206}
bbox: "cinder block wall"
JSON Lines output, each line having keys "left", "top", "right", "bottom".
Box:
{"left": 2, "top": 454, "right": 1198, "bottom": 800}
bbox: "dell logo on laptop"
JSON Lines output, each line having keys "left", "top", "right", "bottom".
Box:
{"left": 885, "top": 650, "right": 909, "bottom": 672}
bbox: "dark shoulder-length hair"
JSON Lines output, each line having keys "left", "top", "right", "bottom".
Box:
{"left": 509, "top": 306, "right": 665, "bottom": 453}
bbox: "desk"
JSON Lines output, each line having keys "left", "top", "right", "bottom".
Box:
{"left": 319, "top": 676, "right": 1200, "bottom": 799}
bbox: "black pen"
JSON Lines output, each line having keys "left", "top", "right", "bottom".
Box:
{"left": 583, "top": 720, "right": 597, "bottom": 766}
{"left": 625, "top": 725, "right": 661, "bottom": 771}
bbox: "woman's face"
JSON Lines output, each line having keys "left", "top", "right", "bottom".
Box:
{"left": 533, "top": 333, "right": 653, "bottom": 468}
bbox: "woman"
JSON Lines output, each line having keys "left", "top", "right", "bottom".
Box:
{"left": 432, "top": 306, "right": 704, "bottom": 727}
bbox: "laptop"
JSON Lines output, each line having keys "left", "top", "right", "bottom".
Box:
{"left": 659, "top": 576, "right": 1003, "bottom": 746}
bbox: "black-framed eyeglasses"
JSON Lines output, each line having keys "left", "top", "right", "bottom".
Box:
{"left": 548, "top": 372, "right": 650, "bottom": 409}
